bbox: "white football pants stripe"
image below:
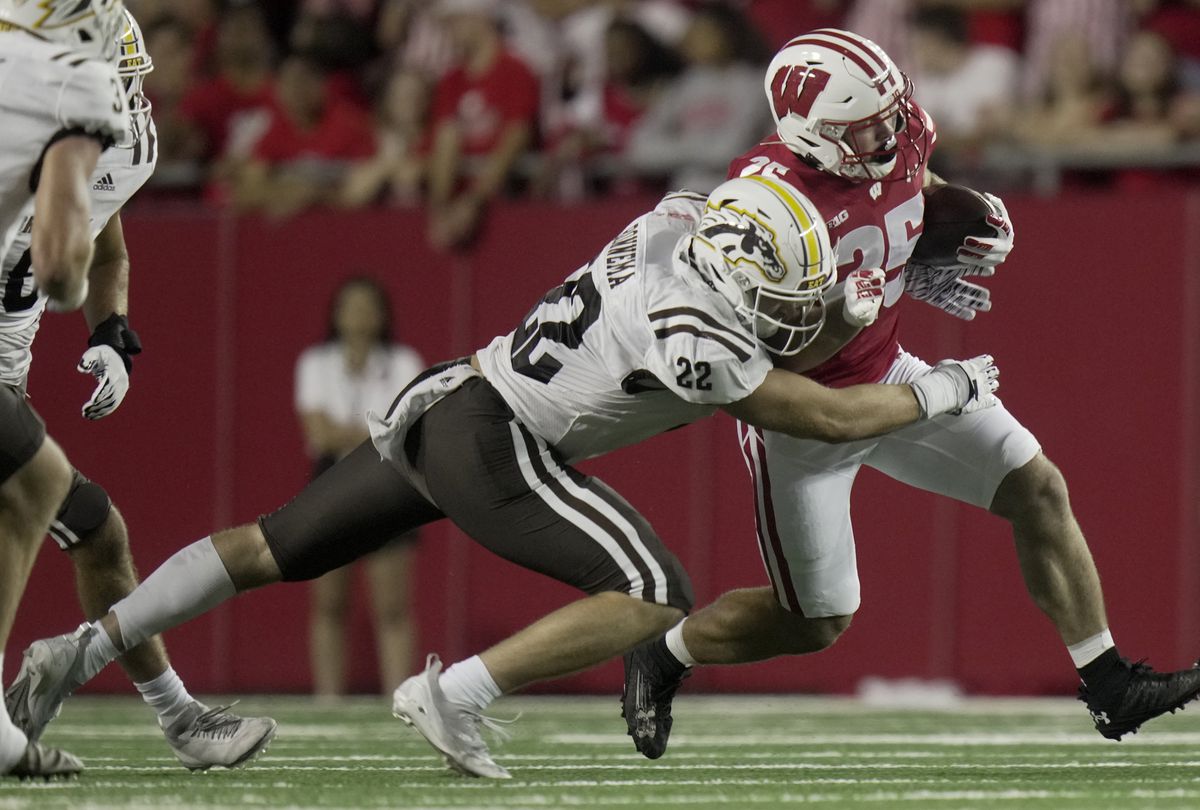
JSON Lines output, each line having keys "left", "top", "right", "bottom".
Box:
{"left": 508, "top": 421, "right": 667, "bottom": 604}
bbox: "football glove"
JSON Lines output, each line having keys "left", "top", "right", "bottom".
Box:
{"left": 955, "top": 192, "right": 1013, "bottom": 273}
{"left": 842, "top": 267, "right": 885, "bottom": 328}
{"left": 909, "top": 354, "right": 1000, "bottom": 418}
{"left": 78, "top": 313, "right": 142, "bottom": 420}
{"left": 904, "top": 264, "right": 992, "bottom": 321}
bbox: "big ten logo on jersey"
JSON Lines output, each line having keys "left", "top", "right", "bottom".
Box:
{"left": 834, "top": 191, "right": 924, "bottom": 307}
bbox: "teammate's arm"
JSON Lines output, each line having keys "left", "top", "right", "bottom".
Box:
{"left": 76, "top": 212, "right": 143, "bottom": 419}
{"left": 84, "top": 213, "right": 129, "bottom": 329}
{"left": 923, "top": 167, "right": 946, "bottom": 188}
{"left": 32, "top": 134, "right": 104, "bottom": 310}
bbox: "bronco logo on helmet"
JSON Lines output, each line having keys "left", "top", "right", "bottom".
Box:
{"left": 699, "top": 212, "right": 787, "bottom": 284}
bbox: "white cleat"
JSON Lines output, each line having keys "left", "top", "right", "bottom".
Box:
{"left": 163, "top": 701, "right": 278, "bottom": 771}
{"left": 4, "top": 623, "right": 97, "bottom": 743}
{"left": 392, "top": 654, "right": 511, "bottom": 779}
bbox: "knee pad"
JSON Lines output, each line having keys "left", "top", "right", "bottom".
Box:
{"left": 49, "top": 470, "right": 112, "bottom": 549}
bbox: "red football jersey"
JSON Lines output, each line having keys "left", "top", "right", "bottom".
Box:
{"left": 726, "top": 103, "right": 937, "bottom": 388}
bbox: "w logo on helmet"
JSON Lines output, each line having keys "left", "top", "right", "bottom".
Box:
{"left": 769, "top": 65, "right": 832, "bottom": 120}
{"left": 700, "top": 214, "right": 786, "bottom": 283}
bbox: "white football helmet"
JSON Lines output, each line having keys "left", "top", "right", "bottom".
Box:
{"left": 114, "top": 8, "right": 152, "bottom": 147}
{"left": 688, "top": 175, "right": 836, "bottom": 357}
{"left": 765, "top": 28, "right": 925, "bottom": 182}
{"left": 0, "top": 0, "right": 126, "bottom": 62}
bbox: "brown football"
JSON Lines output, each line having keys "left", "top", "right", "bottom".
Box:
{"left": 909, "top": 184, "right": 994, "bottom": 268}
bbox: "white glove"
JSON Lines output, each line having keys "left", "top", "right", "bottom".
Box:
{"left": 955, "top": 192, "right": 1013, "bottom": 273}
{"left": 904, "top": 265, "right": 992, "bottom": 320}
{"left": 909, "top": 354, "right": 1000, "bottom": 418}
{"left": 78, "top": 344, "right": 130, "bottom": 420}
{"left": 842, "top": 267, "right": 885, "bottom": 328}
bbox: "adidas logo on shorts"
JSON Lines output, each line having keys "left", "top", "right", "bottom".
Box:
{"left": 92, "top": 173, "right": 116, "bottom": 192}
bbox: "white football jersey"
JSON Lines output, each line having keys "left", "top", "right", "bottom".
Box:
{"left": 0, "top": 117, "right": 156, "bottom": 388}
{"left": 476, "top": 192, "right": 773, "bottom": 463}
{"left": 0, "top": 32, "right": 130, "bottom": 259}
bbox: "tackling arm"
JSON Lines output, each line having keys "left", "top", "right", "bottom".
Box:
{"left": 723, "top": 354, "right": 999, "bottom": 443}
{"left": 723, "top": 368, "right": 922, "bottom": 443}
{"left": 32, "top": 134, "right": 104, "bottom": 310}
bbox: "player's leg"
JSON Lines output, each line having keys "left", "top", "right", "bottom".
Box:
{"left": 990, "top": 454, "right": 1106, "bottom": 644}
{"left": 309, "top": 565, "right": 354, "bottom": 699}
{"left": 868, "top": 350, "right": 1200, "bottom": 738}
{"left": 364, "top": 537, "right": 416, "bottom": 693}
{"left": 621, "top": 421, "right": 864, "bottom": 758}
{"left": 0, "top": 386, "right": 81, "bottom": 778}
{"left": 392, "top": 379, "right": 691, "bottom": 777}
{"left": 419, "top": 380, "right": 690, "bottom": 689}
{"left": 6, "top": 440, "right": 442, "bottom": 757}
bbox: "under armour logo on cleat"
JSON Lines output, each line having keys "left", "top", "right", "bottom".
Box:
{"left": 1090, "top": 709, "right": 1110, "bottom": 726}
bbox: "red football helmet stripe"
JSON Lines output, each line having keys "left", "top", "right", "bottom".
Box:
{"left": 812, "top": 28, "right": 888, "bottom": 72}
{"left": 790, "top": 31, "right": 896, "bottom": 93}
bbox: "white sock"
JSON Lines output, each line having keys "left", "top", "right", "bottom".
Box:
{"left": 1068, "top": 629, "right": 1115, "bottom": 668}
{"left": 135, "top": 666, "right": 194, "bottom": 730}
{"left": 439, "top": 656, "right": 503, "bottom": 712}
{"left": 665, "top": 620, "right": 699, "bottom": 667}
{"left": 0, "top": 655, "right": 29, "bottom": 771}
{"left": 81, "top": 620, "right": 122, "bottom": 683}
{"left": 111, "top": 536, "right": 236, "bottom": 650}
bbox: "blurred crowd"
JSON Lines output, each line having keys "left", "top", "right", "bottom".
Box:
{"left": 128, "top": 0, "right": 1200, "bottom": 241}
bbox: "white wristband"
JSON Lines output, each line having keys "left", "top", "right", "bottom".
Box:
{"left": 909, "top": 364, "right": 969, "bottom": 419}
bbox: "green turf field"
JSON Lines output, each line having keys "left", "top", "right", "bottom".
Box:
{"left": 4, "top": 694, "right": 1200, "bottom": 809}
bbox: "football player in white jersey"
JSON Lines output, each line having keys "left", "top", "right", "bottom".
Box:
{"left": 621, "top": 28, "right": 1200, "bottom": 760}
{"left": 0, "top": 10, "right": 278, "bottom": 771}
{"left": 0, "top": 0, "right": 131, "bottom": 779}
{"left": 7, "top": 176, "right": 999, "bottom": 778}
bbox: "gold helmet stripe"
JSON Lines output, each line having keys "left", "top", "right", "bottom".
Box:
{"left": 740, "top": 174, "right": 823, "bottom": 278}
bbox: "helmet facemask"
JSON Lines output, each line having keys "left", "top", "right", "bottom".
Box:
{"left": 690, "top": 175, "right": 836, "bottom": 357}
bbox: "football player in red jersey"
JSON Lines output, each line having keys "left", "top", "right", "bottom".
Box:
{"left": 621, "top": 28, "right": 1200, "bottom": 759}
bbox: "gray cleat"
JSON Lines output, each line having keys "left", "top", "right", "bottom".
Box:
{"left": 163, "top": 701, "right": 278, "bottom": 771}
{"left": 4, "top": 623, "right": 96, "bottom": 743}
{"left": 4, "top": 741, "right": 84, "bottom": 780}
{"left": 392, "top": 654, "right": 511, "bottom": 779}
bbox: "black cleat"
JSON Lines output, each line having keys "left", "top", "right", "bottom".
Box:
{"left": 4, "top": 741, "right": 83, "bottom": 780}
{"left": 620, "top": 638, "right": 690, "bottom": 759}
{"left": 1078, "top": 657, "right": 1200, "bottom": 740}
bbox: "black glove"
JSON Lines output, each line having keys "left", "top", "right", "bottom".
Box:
{"left": 87, "top": 313, "right": 143, "bottom": 373}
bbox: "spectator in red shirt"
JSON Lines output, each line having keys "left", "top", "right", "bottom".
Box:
{"left": 425, "top": 0, "right": 540, "bottom": 250}
{"left": 178, "top": 4, "right": 278, "bottom": 164}
{"left": 340, "top": 67, "right": 434, "bottom": 207}
{"left": 233, "top": 51, "right": 377, "bottom": 219}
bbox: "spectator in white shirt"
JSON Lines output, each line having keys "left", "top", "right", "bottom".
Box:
{"left": 294, "top": 277, "right": 425, "bottom": 699}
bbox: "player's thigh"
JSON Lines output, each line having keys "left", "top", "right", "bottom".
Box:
{"left": 0, "top": 383, "right": 50, "bottom": 490}
{"left": 742, "top": 422, "right": 868, "bottom": 618}
{"left": 867, "top": 404, "right": 1040, "bottom": 509}
{"left": 418, "top": 380, "right": 693, "bottom": 611}
{"left": 260, "top": 440, "right": 443, "bottom": 581}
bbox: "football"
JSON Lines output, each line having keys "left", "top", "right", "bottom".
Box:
{"left": 909, "top": 184, "right": 995, "bottom": 268}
